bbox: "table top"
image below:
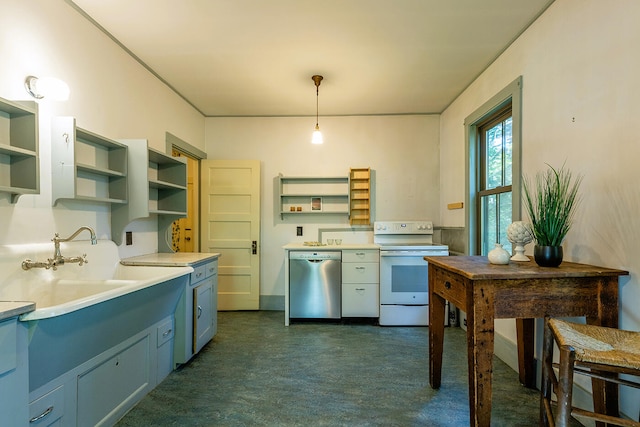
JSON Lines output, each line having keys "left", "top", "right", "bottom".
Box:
{"left": 424, "top": 255, "right": 629, "bottom": 280}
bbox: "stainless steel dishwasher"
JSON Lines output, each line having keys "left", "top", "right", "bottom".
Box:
{"left": 289, "top": 251, "right": 341, "bottom": 319}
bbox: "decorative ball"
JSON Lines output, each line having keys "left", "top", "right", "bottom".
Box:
{"left": 507, "top": 221, "right": 533, "bottom": 244}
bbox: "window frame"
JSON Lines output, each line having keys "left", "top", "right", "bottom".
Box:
{"left": 464, "top": 76, "right": 522, "bottom": 255}
{"left": 476, "top": 106, "right": 513, "bottom": 254}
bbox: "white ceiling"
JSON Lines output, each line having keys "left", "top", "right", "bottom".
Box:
{"left": 68, "top": 0, "right": 554, "bottom": 117}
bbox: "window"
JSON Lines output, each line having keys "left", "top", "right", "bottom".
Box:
{"left": 477, "top": 108, "right": 512, "bottom": 255}
{"left": 464, "top": 77, "right": 522, "bottom": 256}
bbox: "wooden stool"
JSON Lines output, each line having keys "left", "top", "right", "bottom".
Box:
{"left": 540, "top": 317, "right": 640, "bottom": 427}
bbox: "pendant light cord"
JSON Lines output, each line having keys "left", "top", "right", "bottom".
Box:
{"left": 312, "top": 75, "right": 323, "bottom": 129}
{"left": 316, "top": 85, "right": 319, "bottom": 127}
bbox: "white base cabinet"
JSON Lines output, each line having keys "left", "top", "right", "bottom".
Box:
{"left": 174, "top": 258, "right": 218, "bottom": 366}
{"left": 0, "top": 317, "right": 29, "bottom": 427}
{"left": 28, "top": 317, "right": 173, "bottom": 427}
{"left": 341, "top": 249, "right": 379, "bottom": 317}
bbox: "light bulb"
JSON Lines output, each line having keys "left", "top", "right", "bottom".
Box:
{"left": 312, "top": 125, "right": 323, "bottom": 145}
{"left": 38, "top": 77, "right": 70, "bottom": 101}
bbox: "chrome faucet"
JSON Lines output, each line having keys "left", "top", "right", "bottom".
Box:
{"left": 22, "top": 226, "right": 98, "bottom": 270}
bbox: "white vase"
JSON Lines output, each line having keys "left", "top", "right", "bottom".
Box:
{"left": 488, "top": 243, "right": 510, "bottom": 265}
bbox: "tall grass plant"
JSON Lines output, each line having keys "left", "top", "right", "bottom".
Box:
{"left": 522, "top": 164, "right": 582, "bottom": 247}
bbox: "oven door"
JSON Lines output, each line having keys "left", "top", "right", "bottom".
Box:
{"left": 379, "top": 250, "right": 431, "bottom": 305}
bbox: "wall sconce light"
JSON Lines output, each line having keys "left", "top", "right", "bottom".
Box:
{"left": 311, "top": 75, "right": 323, "bottom": 144}
{"left": 24, "top": 75, "right": 70, "bottom": 101}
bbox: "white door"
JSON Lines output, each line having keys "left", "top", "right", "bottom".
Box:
{"left": 201, "top": 160, "right": 260, "bottom": 310}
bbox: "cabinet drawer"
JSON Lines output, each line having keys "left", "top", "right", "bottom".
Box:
{"left": 29, "top": 385, "right": 64, "bottom": 426}
{"left": 157, "top": 319, "right": 174, "bottom": 347}
{"left": 205, "top": 260, "right": 218, "bottom": 278}
{"left": 433, "top": 268, "right": 466, "bottom": 307}
{"left": 190, "top": 264, "right": 206, "bottom": 284}
{"left": 342, "top": 262, "right": 379, "bottom": 283}
{"left": 342, "top": 283, "right": 379, "bottom": 317}
{"left": 342, "top": 249, "right": 379, "bottom": 263}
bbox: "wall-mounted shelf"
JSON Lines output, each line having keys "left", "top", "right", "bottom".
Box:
{"left": 148, "top": 148, "right": 187, "bottom": 215}
{"left": 113, "top": 140, "right": 187, "bottom": 251}
{"left": 52, "top": 117, "right": 128, "bottom": 206}
{"left": 349, "top": 168, "right": 370, "bottom": 225}
{"left": 277, "top": 174, "right": 349, "bottom": 219}
{"left": 0, "top": 97, "right": 38, "bottom": 203}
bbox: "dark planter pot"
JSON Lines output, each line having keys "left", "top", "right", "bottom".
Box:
{"left": 534, "top": 245, "right": 563, "bottom": 267}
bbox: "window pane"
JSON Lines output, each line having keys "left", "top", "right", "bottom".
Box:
{"left": 499, "top": 191, "right": 512, "bottom": 253}
{"left": 480, "top": 194, "right": 497, "bottom": 256}
{"left": 484, "top": 116, "right": 513, "bottom": 190}
{"left": 486, "top": 123, "right": 503, "bottom": 189}
{"left": 504, "top": 117, "right": 512, "bottom": 185}
{"left": 480, "top": 191, "right": 513, "bottom": 256}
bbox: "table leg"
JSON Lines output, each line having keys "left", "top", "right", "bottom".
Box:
{"left": 587, "top": 276, "right": 620, "bottom": 426}
{"left": 516, "top": 318, "right": 536, "bottom": 387}
{"left": 468, "top": 282, "right": 496, "bottom": 427}
{"left": 429, "top": 272, "right": 446, "bottom": 389}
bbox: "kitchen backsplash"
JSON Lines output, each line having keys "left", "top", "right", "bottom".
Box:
{"left": 438, "top": 227, "right": 465, "bottom": 255}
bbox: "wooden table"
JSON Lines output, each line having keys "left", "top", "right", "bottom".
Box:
{"left": 425, "top": 255, "right": 629, "bottom": 427}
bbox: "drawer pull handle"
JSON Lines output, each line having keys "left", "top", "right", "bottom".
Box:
{"left": 163, "top": 328, "right": 172, "bottom": 337}
{"left": 356, "top": 266, "right": 365, "bottom": 270}
{"left": 30, "top": 406, "right": 54, "bottom": 423}
{"left": 355, "top": 288, "right": 365, "bottom": 291}
{"left": 445, "top": 281, "right": 451, "bottom": 289}
{"left": 196, "top": 272, "right": 203, "bottom": 278}
{"left": 356, "top": 252, "right": 365, "bottom": 256}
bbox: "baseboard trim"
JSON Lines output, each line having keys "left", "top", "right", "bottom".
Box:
{"left": 260, "top": 295, "right": 285, "bottom": 311}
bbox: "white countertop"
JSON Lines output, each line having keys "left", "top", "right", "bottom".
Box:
{"left": 121, "top": 252, "right": 220, "bottom": 267}
{"left": 0, "top": 301, "right": 35, "bottom": 321}
{"left": 283, "top": 243, "right": 379, "bottom": 250}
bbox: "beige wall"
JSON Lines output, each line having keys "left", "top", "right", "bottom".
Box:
{"left": 205, "top": 115, "right": 440, "bottom": 297}
{"left": 440, "top": 0, "right": 640, "bottom": 417}
{"left": 0, "top": 0, "right": 204, "bottom": 256}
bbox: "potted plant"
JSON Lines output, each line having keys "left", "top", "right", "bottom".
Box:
{"left": 522, "top": 163, "right": 582, "bottom": 267}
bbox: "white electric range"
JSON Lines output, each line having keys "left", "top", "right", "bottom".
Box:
{"left": 374, "top": 220, "right": 449, "bottom": 326}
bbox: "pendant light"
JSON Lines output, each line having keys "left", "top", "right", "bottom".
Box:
{"left": 311, "top": 75, "right": 323, "bottom": 144}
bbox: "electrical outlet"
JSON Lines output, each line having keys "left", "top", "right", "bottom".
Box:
{"left": 125, "top": 231, "right": 133, "bottom": 245}
{"left": 296, "top": 226, "right": 303, "bottom": 236}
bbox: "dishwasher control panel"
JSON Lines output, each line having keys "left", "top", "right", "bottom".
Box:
{"left": 289, "top": 251, "right": 342, "bottom": 260}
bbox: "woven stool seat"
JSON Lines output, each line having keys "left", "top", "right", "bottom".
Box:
{"left": 541, "top": 317, "right": 640, "bottom": 427}
{"left": 550, "top": 318, "right": 640, "bottom": 370}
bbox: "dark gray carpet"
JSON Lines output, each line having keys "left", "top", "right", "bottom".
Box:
{"left": 116, "top": 311, "right": 577, "bottom": 426}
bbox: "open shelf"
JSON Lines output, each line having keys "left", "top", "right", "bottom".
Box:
{"left": 112, "top": 140, "right": 187, "bottom": 251}
{"left": 0, "top": 97, "right": 38, "bottom": 202}
{"left": 277, "top": 175, "right": 349, "bottom": 218}
{"left": 349, "top": 168, "right": 371, "bottom": 225}
{"left": 51, "top": 117, "right": 128, "bottom": 206}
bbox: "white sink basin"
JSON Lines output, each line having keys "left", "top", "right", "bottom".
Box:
{"left": 0, "top": 240, "right": 193, "bottom": 320}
